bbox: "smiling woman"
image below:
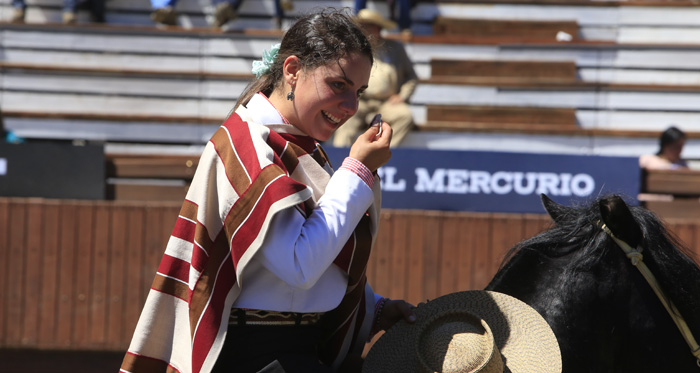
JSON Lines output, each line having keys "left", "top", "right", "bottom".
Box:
{"left": 277, "top": 51, "right": 372, "bottom": 141}
{"left": 120, "top": 8, "right": 415, "bottom": 373}
{"left": 234, "top": 10, "right": 379, "bottom": 144}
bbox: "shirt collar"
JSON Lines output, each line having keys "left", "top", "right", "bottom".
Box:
{"left": 247, "top": 93, "right": 290, "bottom": 124}
{"left": 245, "top": 93, "right": 319, "bottom": 152}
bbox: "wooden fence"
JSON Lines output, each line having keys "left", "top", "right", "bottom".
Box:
{"left": 640, "top": 168, "right": 700, "bottom": 220}
{"left": 1, "top": 197, "right": 699, "bottom": 353}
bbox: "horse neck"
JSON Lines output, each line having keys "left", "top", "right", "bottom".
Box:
{"left": 488, "top": 243, "right": 698, "bottom": 371}
{"left": 641, "top": 246, "right": 700, "bottom": 340}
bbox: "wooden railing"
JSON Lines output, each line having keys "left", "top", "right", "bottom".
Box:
{"left": 0, "top": 198, "right": 549, "bottom": 351}
{"left": 432, "top": 17, "right": 581, "bottom": 42}
{"left": 105, "top": 154, "right": 199, "bottom": 202}
{"left": 429, "top": 59, "right": 578, "bottom": 84}
{"left": 423, "top": 104, "right": 579, "bottom": 133}
{"left": 639, "top": 168, "right": 700, "bottom": 219}
{"left": 2, "top": 197, "right": 699, "bottom": 352}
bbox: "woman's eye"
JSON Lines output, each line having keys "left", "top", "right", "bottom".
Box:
{"left": 332, "top": 82, "right": 345, "bottom": 90}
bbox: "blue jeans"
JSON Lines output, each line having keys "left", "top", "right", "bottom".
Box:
{"left": 64, "top": 0, "right": 78, "bottom": 11}
{"left": 13, "top": 0, "right": 104, "bottom": 14}
{"left": 150, "top": 0, "right": 285, "bottom": 18}
{"left": 355, "top": 0, "right": 412, "bottom": 31}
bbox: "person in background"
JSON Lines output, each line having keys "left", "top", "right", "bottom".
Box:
{"left": 0, "top": 109, "right": 24, "bottom": 144}
{"left": 121, "top": 8, "right": 414, "bottom": 373}
{"left": 332, "top": 9, "right": 418, "bottom": 148}
{"left": 639, "top": 125, "right": 689, "bottom": 170}
{"left": 151, "top": 0, "right": 293, "bottom": 29}
{"left": 10, "top": 0, "right": 105, "bottom": 24}
{"left": 354, "top": 0, "right": 414, "bottom": 35}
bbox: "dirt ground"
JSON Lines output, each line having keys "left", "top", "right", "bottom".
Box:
{"left": 0, "top": 348, "right": 124, "bottom": 372}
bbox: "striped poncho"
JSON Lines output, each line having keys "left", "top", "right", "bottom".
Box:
{"left": 120, "top": 103, "right": 381, "bottom": 373}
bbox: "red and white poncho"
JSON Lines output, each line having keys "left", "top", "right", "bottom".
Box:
{"left": 120, "top": 95, "right": 381, "bottom": 373}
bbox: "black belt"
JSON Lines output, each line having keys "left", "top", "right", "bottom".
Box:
{"left": 229, "top": 308, "right": 323, "bottom": 326}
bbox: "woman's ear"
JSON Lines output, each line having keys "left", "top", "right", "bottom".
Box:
{"left": 283, "top": 55, "right": 301, "bottom": 85}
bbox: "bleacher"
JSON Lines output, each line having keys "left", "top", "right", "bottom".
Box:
{"left": 3, "top": 0, "right": 700, "bottom": 205}
{"left": 4, "top": 1, "right": 700, "bottom": 367}
{"left": 405, "top": 1, "right": 700, "bottom": 155}
{"left": 639, "top": 167, "right": 700, "bottom": 219}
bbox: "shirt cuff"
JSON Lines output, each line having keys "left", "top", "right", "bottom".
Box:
{"left": 369, "top": 296, "right": 389, "bottom": 338}
{"left": 339, "top": 157, "right": 374, "bottom": 189}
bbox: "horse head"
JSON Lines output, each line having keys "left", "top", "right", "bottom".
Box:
{"left": 487, "top": 194, "right": 700, "bottom": 372}
{"left": 544, "top": 193, "right": 643, "bottom": 247}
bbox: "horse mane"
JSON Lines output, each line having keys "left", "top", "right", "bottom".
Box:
{"left": 501, "top": 195, "right": 700, "bottom": 330}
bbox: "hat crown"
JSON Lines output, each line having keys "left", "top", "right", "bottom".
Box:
{"left": 362, "top": 291, "right": 562, "bottom": 373}
{"left": 417, "top": 311, "right": 504, "bottom": 373}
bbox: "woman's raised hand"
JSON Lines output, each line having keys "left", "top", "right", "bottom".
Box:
{"left": 348, "top": 121, "right": 392, "bottom": 172}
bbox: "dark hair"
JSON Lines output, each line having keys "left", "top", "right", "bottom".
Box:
{"left": 235, "top": 8, "right": 374, "bottom": 110}
{"left": 657, "top": 125, "right": 686, "bottom": 155}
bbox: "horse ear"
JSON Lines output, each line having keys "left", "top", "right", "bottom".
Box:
{"left": 599, "top": 195, "right": 643, "bottom": 248}
{"left": 541, "top": 194, "right": 571, "bottom": 224}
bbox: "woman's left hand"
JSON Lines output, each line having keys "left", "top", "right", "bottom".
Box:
{"left": 348, "top": 121, "right": 393, "bottom": 172}
{"left": 378, "top": 299, "right": 416, "bottom": 331}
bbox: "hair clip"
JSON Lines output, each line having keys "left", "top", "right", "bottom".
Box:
{"left": 251, "top": 43, "right": 281, "bottom": 78}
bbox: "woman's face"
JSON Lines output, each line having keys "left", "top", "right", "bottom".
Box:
{"left": 288, "top": 52, "right": 372, "bottom": 141}
{"left": 664, "top": 138, "right": 686, "bottom": 162}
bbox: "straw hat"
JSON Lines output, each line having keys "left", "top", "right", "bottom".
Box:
{"left": 362, "top": 291, "right": 562, "bottom": 373}
{"left": 356, "top": 9, "right": 397, "bottom": 30}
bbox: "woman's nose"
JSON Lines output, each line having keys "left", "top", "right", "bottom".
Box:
{"left": 340, "top": 93, "right": 358, "bottom": 115}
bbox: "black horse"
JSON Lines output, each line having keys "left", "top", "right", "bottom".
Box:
{"left": 486, "top": 194, "right": 700, "bottom": 372}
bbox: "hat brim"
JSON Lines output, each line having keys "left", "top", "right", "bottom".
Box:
{"left": 356, "top": 9, "right": 397, "bottom": 30}
{"left": 362, "top": 291, "right": 562, "bottom": 373}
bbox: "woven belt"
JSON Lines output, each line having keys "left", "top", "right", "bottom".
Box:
{"left": 229, "top": 308, "right": 323, "bottom": 326}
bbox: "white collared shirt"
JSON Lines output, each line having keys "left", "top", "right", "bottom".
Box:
{"left": 232, "top": 94, "right": 376, "bottom": 312}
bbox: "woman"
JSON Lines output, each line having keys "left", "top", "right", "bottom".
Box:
{"left": 121, "top": 9, "right": 414, "bottom": 373}
{"left": 639, "top": 126, "right": 689, "bottom": 170}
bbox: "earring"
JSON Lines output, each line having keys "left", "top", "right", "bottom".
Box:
{"left": 287, "top": 81, "right": 295, "bottom": 101}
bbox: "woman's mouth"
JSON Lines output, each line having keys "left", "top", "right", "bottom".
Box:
{"left": 322, "top": 110, "right": 342, "bottom": 126}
